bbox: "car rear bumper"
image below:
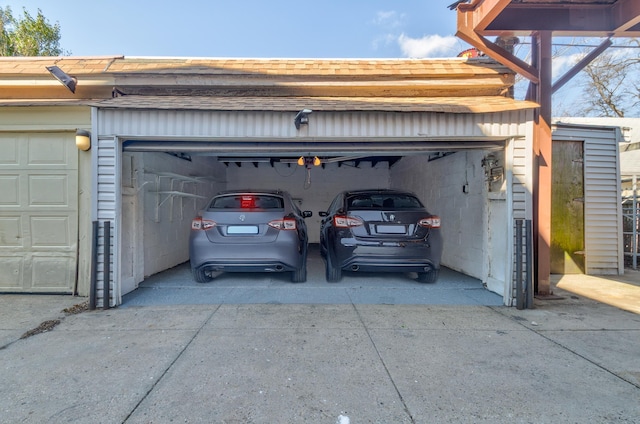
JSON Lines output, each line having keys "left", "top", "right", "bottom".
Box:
{"left": 340, "top": 256, "right": 438, "bottom": 273}
{"left": 189, "top": 233, "right": 304, "bottom": 272}
{"left": 333, "top": 237, "right": 442, "bottom": 273}
{"left": 193, "top": 259, "right": 297, "bottom": 273}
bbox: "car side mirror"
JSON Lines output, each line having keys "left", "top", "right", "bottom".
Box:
{"left": 302, "top": 211, "right": 313, "bottom": 218}
{"left": 319, "top": 211, "right": 328, "bottom": 217}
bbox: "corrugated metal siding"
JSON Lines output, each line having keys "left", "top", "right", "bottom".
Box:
{"left": 98, "top": 109, "right": 532, "bottom": 140}
{"left": 553, "top": 124, "right": 622, "bottom": 275}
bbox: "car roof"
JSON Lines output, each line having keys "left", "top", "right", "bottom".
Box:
{"left": 215, "top": 189, "right": 287, "bottom": 196}
{"left": 343, "top": 189, "right": 417, "bottom": 197}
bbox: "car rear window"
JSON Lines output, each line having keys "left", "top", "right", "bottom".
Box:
{"left": 347, "top": 194, "right": 423, "bottom": 210}
{"left": 209, "top": 194, "right": 284, "bottom": 209}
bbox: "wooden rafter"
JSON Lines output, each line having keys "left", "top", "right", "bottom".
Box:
{"left": 612, "top": 0, "right": 640, "bottom": 34}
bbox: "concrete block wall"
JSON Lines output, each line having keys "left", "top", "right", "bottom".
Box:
{"left": 141, "top": 153, "right": 225, "bottom": 277}
{"left": 389, "top": 151, "right": 486, "bottom": 279}
{"left": 226, "top": 161, "right": 391, "bottom": 243}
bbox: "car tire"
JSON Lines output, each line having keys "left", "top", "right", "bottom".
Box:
{"left": 325, "top": 252, "right": 342, "bottom": 283}
{"left": 291, "top": 244, "right": 308, "bottom": 283}
{"left": 192, "top": 265, "right": 214, "bottom": 284}
{"left": 416, "top": 269, "right": 439, "bottom": 284}
{"left": 291, "top": 265, "right": 307, "bottom": 283}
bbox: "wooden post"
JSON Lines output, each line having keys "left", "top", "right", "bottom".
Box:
{"left": 536, "top": 31, "right": 553, "bottom": 295}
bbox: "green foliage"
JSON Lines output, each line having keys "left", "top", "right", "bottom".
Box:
{"left": 0, "top": 6, "right": 67, "bottom": 56}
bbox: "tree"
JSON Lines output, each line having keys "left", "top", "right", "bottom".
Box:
{"left": 0, "top": 6, "right": 66, "bottom": 56}
{"left": 576, "top": 38, "right": 639, "bottom": 117}
{"left": 502, "top": 36, "right": 639, "bottom": 118}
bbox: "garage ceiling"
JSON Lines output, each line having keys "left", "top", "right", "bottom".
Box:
{"left": 122, "top": 137, "right": 507, "bottom": 167}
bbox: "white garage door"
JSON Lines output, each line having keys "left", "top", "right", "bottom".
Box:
{"left": 0, "top": 133, "right": 78, "bottom": 293}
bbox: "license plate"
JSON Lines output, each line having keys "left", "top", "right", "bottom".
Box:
{"left": 227, "top": 225, "right": 259, "bottom": 234}
{"left": 376, "top": 225, "right": 406, "bottom": 234}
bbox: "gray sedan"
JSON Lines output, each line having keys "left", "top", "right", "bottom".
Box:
{"left": 189, "top": 190, "right": 312, "bottom": 283}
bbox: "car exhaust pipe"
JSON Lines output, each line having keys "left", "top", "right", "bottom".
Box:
{"left": 351, "top": 265, "right": 359, "bottom": 271}
{"left": 275, "top": 265, "right": 284, "bottom": 271}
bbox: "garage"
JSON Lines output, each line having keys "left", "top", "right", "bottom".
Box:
{"left": 81, "top": 56, "right": 539, "bottom": 308}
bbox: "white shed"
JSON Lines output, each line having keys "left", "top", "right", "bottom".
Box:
{"left": 551, "top": 122, "right": 623, "bottom": 275}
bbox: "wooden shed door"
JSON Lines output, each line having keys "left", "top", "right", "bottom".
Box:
{"left": 0, "top": 133, "right": 78, "bottom": 293}
{"left": 551, "top": 140, "right": 585, "bottom": 274}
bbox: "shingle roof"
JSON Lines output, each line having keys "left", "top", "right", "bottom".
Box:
{"left": 0, "top": 56, "right": 538, "bottom": 113}
{"left": 0, "top": 56, "right": 511, "bottom": 78}
{"left": 90, "top": 95, "right": 537, "bottom": 114}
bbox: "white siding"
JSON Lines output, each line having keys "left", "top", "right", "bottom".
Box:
{"left": 94, "top": 136, "right": 118, "bottom": 307}
{"left": 552, "top": 124, "right": 623, "bottom": 275}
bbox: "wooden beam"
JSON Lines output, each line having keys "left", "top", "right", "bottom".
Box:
{"left": 458, "top": 0, "right": 512, "bottom": 32}
{"left": 479, "top": 3, "right": 640, "bottom": 37}
{"left": 612, "top": 0, "right": 640, "bottom": 34}
{"left": 455, "top": 21, "right": 539, "bottom": 83}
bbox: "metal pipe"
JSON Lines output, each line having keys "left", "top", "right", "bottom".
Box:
{"left": 103, "top": 221, "right": 111, "bottom": 310}
{"left": 89, "top": 221, "right": 98, "bottom": 310}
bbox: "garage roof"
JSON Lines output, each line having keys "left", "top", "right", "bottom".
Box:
{"left": 92, "top": 95, "right": 535, "bottom": 114}
{"left": 0, "top": 56, "right": 537, "bottom": 113}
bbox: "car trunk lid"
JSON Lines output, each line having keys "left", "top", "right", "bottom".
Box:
{"left": 201, "top": 210, "right": 284, "bottom": 243}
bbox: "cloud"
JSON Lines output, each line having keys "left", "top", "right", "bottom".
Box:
{"left": 397, "top": 34, "right": 460, "bottom": 58}
{"left": 371, "top": 33, "right": 398, "bottom": 51}
{"left": 552, "top": 53, "right": 584, "bottom": 78}
{"left": 372, "top": 10, "right": 405, "bottom": 29}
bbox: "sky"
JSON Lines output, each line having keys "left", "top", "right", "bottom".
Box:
{"left": 5, "top": 0, "right": 628, "bottom": 114}
{"left": 3, "top": 0, "right": 469, "bottom": 58}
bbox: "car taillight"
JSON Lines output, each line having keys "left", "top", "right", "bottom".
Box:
{"left": 268, "top": 217, "right": 297, "bottom": 230}
{"left": 333, "top": 215, "right": 363, "bottom": 228}
{"left": 419, "top": 216, "right": 441, "bottom": 228}
{"left": 240, "top": 195, "right": 256, "bottom": 208}
{"left": 191, "top": 217, "right": 216, "bottom": 230}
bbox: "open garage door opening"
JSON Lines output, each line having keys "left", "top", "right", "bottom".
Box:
{"left": 117, "top": 140, "right": 509, "bottom": 306}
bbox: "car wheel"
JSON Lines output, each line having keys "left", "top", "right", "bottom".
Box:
{"left": 325, "top": 251, "right": 342, "bottom": 283}
{"left": 291, "top": 265, "right": 307, "bottom": 283}
{"left": 416, "top": 269, "right": 439, "bottom": 284}
{"left": 192, "top": 265, "right": 214, "bottom": 284}
{"left": 291, "top": 244, "right": 308, "bottom": 283}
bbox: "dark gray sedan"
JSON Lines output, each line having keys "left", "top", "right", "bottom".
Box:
{"left": 189, "top": 190, "right": 312, "bottom": 283}
{"left": 319, "top": 189, "right": 443, "bottom": 283}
